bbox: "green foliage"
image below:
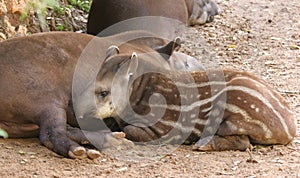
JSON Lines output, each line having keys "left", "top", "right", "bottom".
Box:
{"left": 54, "top": 5, "right": 66, "bottom": 15}
{"left": 57, "top": 24, "right": 64, "bottom": 31}
{"left": 20, "top": 0, "right": 92, "bottom": 21}
{"left": 20, "top": 0, "right": 60, "bottom": 21}
{"left": 68, "top": 0, "right": 92, "bottom": 13}
{"left": 19, "top": 0, "right": 92, "bottom": 32}
{"left": 0, "top": 129, "right": 8, "bottom": 139}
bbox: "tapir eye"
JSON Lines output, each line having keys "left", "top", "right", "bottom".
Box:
{"left": 97, "top": 91, "right": 110, "bottom": 99}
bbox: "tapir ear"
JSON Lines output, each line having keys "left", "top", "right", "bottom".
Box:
{"left": 105, "top": 45, "right": 120, "bottom": 59}
{"left": 154, "top": 37, "right": 182, "bottom": 60}
{"left": 127, "top": 52, "right": 138, "bottom": 78}
{"left": 99, "top": 45, "right": 121, "bottom": 76}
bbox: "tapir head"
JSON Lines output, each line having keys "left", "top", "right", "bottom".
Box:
{"left": 77, "top": 38, "right": 181, "bottom": 121}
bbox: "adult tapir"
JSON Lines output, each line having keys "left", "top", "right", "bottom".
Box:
{"left": 87, "top": 0, "right": 221, "bottom": 35}
{"left": 0, "top": 31, "right": 197, "bottom": 159}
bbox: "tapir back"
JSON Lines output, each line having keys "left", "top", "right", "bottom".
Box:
{"left": 121, "top": 69, "right": 296, "bottom": 148}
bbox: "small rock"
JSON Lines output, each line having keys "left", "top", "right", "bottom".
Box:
{"left": 0, "top": 1, "right": 7, "bottom": 16}
{"left": 270, "top": 37, "right": 281, "bottom": 41}
{"left": 208, "top": 33, "right": 217, "bottom": 37}
{"left": 231, "top": 165, "right": 238, "bottom": 171}
{"left": 290, "top": 45, "right": 300, "bottom": 50}
{"left": 116, "top": 167, "right": 128, "bottom": 172}
{"left": 18, "top": 150, "right": 26, "bottom": 155}
{"left": 272, "top": 158, "right": 285, "bottom": 164}
{"left": 246, "top": 176, "right": 256, "bottom": 178}
{"left": 0, "top": 32, "right": 6, "bottom": 41}
{"left": 246, "top": 158, "right": 258, "bottom": 163}
{"left": 20, "top": 158, "right": 29, "bottom": 164}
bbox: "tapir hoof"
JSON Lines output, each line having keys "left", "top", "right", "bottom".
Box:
{"left": 102, "top": 132, "right": 134, "bottom": 150}
{"left": 68, "top": 146, "right": 101, "bottom": 159}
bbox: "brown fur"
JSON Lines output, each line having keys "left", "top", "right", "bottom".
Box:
{"left": 87, "top": 0, "right": 220, "bottom": 35}
{"left": 0, "top": 31, "right": 184, "bottom": 158}
{"left": 95, "top": 52, "right": 297, "bottom": 151}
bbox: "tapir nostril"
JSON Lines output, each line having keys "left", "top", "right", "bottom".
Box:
{"left": 207, "top": 16, "right": 214, "bottom": 23}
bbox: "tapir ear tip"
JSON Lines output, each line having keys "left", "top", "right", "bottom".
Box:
{"left": 131, "top": 52, "right": 138, "bottom": 59}
{"left": 105, "top": 45, "right": 120, "bottom": 59}
{"left": 175, "top": 36, "right": 182, "bottom": 43}
{"left": 174, "top": 37, "right": 184, "bottom": 46}
{"left": 127, "top": 52, "right": 138, "bottom": 75}
{"left": 108, "top": 45, "right": 120, "bottom": 51}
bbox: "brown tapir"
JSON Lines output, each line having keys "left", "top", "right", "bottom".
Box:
{"left": 0, "top": 31, "right": 195, "bottom": 159}
{"left": 91, "top": 50, "right": 296, "bottom": 151}
{"left": 87, "top": 0, "right": 221, "bottom": 35}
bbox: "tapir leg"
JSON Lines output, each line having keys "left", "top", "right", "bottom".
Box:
{"left": 193, "top": 135, "right": 251, "bottom": 151}
{"left": 39, "top": 107, "right": 91, "bottom": 159}
{"left": 123, "top": 125, "right": 159, "bottom": 143}
{"left": 66, "top": 126, "right": 133, "bottom": 151}
{"left": 38, "top": 107, "right": 133, "bottom": 159}
{"left": 193, "top": 117, "right": 251, "bottom": 151}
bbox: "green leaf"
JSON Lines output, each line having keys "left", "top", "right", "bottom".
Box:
{"left": 57, "top": 25, "right": 64, "bottom": 31}
{"left": 229, "top": 44, "right": 236, "bottom": 49}
{"left": 0, "top": 129, "right": 8, "bottom": 139}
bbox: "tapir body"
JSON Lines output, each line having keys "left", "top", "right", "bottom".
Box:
{"left": 93, "top": 51, "right": 297, "bottom": 151}
{"left": 0, "top": 31, "right": 192, "bottom": 158}
{"left": 87, "top": 0, "right": 220, "bottom": 35}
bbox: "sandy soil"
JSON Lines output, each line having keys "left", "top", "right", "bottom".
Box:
{"left": 0, "top": 0, "right": 299, "bottom": 177}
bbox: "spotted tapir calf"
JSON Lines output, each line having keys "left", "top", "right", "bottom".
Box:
{"left": 0, "top": 31, "right": 199, "bottom": 159}
{"left": 87, "top": 0, "right": 221, "bottom": 35}
{"left": 91, "top": 51, "right": 296, "bottom": 151}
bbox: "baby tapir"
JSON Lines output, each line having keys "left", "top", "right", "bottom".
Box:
{"left": 94, "top": 51, "right": 297, "bottom": 151}
{"left": 87, "top": 0, "right": 221, "bottom": 35}
{"left": 0, "top": 31, "right": 194, "bottom": 159}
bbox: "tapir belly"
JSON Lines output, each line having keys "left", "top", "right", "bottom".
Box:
{"left": 0, "top": 121, "right": 39, "bottom": 138}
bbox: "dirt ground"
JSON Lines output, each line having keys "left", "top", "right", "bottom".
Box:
{"left": 0, "top": 0, "right": 299, "bottom": 177}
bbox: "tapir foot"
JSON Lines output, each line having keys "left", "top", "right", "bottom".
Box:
{"left": 68, "top": 147, "right": 101, "bottom": 159}
{"left": 68, "top": 146, "right": 90, "bottom": 159}
{"left": 193, "top": 135, "right": 251, "bottom": 151}
{"left": 41, "top": 126, "right": 133, "bottom": 159}
{"left": 67, "top": 126, "right": 133, "bottom": 148}
{"left": 101, "top": 132, "right": 134, "bottom": 149}
{"left": 39, "top": 131, "right": 95, "bottom": 159}
{"left": 38, "top": 108, "right": 132, "bottom": 159}
{"left": 66, "top": 126, "right": 133, "bottom": 158}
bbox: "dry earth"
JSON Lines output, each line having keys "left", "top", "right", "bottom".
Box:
{"left": 0, "top": 0, "right": 299, "bottom": 177}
